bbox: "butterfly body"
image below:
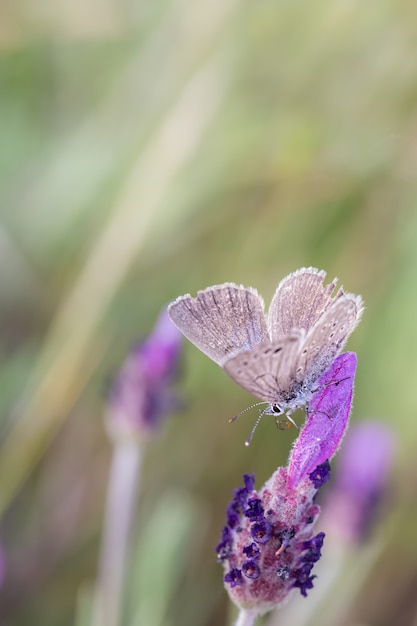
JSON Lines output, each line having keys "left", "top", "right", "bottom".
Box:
{"left": 168, "top": 267, "right": 363, "bottom": 420}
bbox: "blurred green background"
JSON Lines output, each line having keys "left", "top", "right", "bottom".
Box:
{"left": 1, "top": 0, "right": 417, "bottom": 625}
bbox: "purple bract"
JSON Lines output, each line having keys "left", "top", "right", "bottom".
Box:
{"left": 288, "top": 352, "right": 357, "bottom": 489}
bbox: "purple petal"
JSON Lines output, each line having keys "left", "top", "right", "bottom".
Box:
{"left": 288, "top": 352, "right": 357, "bottom": 489}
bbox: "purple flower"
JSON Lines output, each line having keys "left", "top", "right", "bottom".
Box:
{"left": 216, "top": 352, "right": 357, "bottom": 613}
{"left": 322, "top": 421, "right": 395, "bottom": 543}
{"left": 242, "top": 560, "right": 261, "bottom": 579}
{"left": 243, "top": 543, "right": 260, "bottom": 559}
{"left": 309, "top": 460, "right": 331, "bottom": 489}
{"left": 224, "top": 568, "right": 244, "bottom": 587}
{"left": 106, "top": 309, "right": 182, "bottom": 440}
{"left": 291, "top": 562, "right": 317, "bottom": 597}
{"left": 250, "top": 520, "right": 272, "bottom": 544}
{"left": 244, "top": 497, "right": 265, "bottom": 521}
{"left": 216, "top": 526, "right": 233, "bottom": 562}
{"left": 226, "top": 502, "right": 241, "bottom": 529}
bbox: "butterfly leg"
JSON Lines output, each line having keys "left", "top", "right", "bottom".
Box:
{"left": 275, "top": 412, "right": 299, "bottom": 432}
{"left": 309, "top": 375, "right": 350, "bottom": 395}
{"left": 305, "top": 405, "right": 338, "bottom": 421}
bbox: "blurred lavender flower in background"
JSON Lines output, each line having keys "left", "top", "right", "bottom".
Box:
{"left": 217, "top": 353, "right": 357, "bottom": 624}
{"left": 94, "top": 309, "right": 183, "bottom": 626}
{"left": 321, "top": 421, "right": 395, "bottom": 544}
{"left": 106, "top": 309, "right": 183, "bottom": 441}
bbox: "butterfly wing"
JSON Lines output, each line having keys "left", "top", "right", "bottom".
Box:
{"left": 267, "top": 267, "right": 341, "bottom": 341}
{"left": 167, "top": 283, "right": 269, "bottom": 366}
{"left": 222, "top": 331, "right": 304, "bottom": 402}
{"left": 294, "top": 292, "right": 364, "bottom": 388}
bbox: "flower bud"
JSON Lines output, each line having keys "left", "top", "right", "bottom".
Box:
{"left": 106, "top": 309, "right": 182, "bottom": 441}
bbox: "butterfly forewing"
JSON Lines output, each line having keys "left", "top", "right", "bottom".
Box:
{"left": 223, "top": 332, "right": 304, "bottom": 402}
{"left": 267, "top": 267, "right": 341, "bottom": 340}
{"left": 168, "top": 283, "right": 268, "bottom": 366}
{"left": 294, "top": 293, "right": 363, "bottom": 388}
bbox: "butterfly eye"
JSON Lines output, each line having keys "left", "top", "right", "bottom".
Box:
{"left": 272, "top": 403, "right": 283, "bottom": 415}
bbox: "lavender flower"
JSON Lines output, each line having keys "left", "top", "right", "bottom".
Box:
{"left": 216, "top": 352, "right": 357, "bottom": 615}
{"left": 322, "top": 421, "right": 395, "bottom": 543}
{"left": 94, "top": 310, "right": 182, "bottom": 626}
{"left": 106, "top": 310, "right": 182, "bottom": 440}
{"left": 218, "top": 467, "right": 324, "bottom": 611}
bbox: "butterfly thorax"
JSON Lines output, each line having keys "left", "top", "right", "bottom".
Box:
{"left": 263, "top": 382, "right": 314, "bottom": 418}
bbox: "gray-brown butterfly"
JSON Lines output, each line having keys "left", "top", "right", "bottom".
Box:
{"left": 167, "top": 267, "right": 363, "bottom": 430}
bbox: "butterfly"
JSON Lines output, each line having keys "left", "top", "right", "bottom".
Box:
{"left": 167, "top": 267, "right": 363, "bottom": 429}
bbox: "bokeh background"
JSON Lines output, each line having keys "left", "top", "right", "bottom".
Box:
{"left": 1, "top": 0, "right": 417, "bottom": 625}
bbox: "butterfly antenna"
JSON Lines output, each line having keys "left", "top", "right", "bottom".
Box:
{"left": 229, "top": 402, "right": 268, "bottom": 424}
{"left": 245, "top": 407, "right": 269, "bottom": 447}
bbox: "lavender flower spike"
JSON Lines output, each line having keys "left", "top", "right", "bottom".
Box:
{"left": 217, "top": 467, "right": 326, "bottom": 615}
{"left": 95, "top": 310, "right": 182, "bottom": 626}
{"left": 288, "top": 352, "right": 357, "bottom": 489}
{"left": 106, "top": 309, "right": 182, "bottom": 441}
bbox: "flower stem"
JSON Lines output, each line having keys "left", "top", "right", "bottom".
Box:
{"left": 234, "top": 608, "right": 259, "bottom": 626}
{"left": 92, "top": 440, "right": 143, "bottom": 626}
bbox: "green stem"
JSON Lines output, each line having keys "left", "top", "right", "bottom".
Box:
{"left": 234, "top": 608, "right": 259, "bottom": 626}
{"left": 92, "top": 440, "right": 143, "bottom": 626}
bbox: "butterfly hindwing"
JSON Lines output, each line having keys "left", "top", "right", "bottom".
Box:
{"left": 223, "top": 332, "right": 304, "bottom": 402}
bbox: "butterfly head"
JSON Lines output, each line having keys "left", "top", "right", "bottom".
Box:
{"left": 263, "top": 402, "right": 300, "bottom": 434}
{"left": 263, "top": 403, "right": 284, "bottom": 416}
